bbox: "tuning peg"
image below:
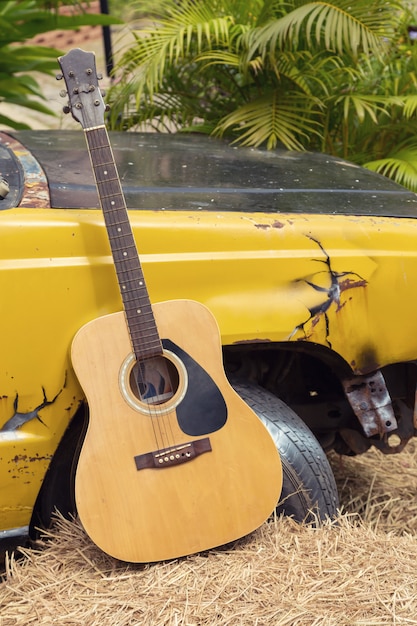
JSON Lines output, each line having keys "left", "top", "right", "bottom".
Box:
{"left": 56, "top": 73, "right": 63, "bottom": 81}
{"left": 59, "top": 90, "right": 67, "bottom": 98}
{"left": 105, "top": 104, "right": 111, "bottom": 112}
{"left": 97, "top": 73, "right": 103, "bottom": 80}
{"left": 63, "top": 105, "right": 71, "bottom": 115}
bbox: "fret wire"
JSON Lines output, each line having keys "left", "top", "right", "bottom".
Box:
{"left": 129, "top": 328, "right": 159, "bottom": 338}
{"left": 114, "top": 264, "right": 144, "bottom": 275}
{"left": 129, "top": 328, "right": 158, "bottom": 338}
{"left": 125, "top": 310, "right": 153, "bottom": 319}
{"left": 114, "top": 266, "right": 143, "bottom": 275}
{"left": 114, "top": 261, "right": 142, "bottom": 271}
{"left": 119, "top": 272, "right": 147, "bottom": 282}
{"left": 126, "top": 311, "right": 153, "bottom": 319}
{"left": 114, "top": 272, "right": 146, "bottom": 283}
{"left": 128, "top": 321, "right": 156, "bottom": 329}
{"left": 111, "top": 254, "right": 139, "bottom": 262}
{"left": 114, "top": 262, "right": 143, "bottom": 271}
{"left": 100, "top": 190, "right": 124, "bottom": 197}
{"left": 124, "top": 303, "right": 153, "bottom": 312}
{"left": 129, "top": 334, "right": 161, "bottom": 345}
{"left": 101, "top": 200, "right": 125, "bottom": 205}
{"left": 96, "top": 177, "right": 119, "bottom": 184}
{"left": 130, "top": 337, "right": 161, "bottom": 344}
{"left": 112, "top": 241, "right": 138, "bottom": 247}
{"left": 114, "top": 245, "right": 140, "bottom": 252}
{"left": 125, "top": 303, "right": 153, "bottom": 313}
{"left": 127, "top": 322, "right": 156, "bottom": 332}
{"left": 110, "top": 245, "right": 138, "bottom": 255}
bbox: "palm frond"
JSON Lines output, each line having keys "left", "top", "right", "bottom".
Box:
{"left": 113, "top": 3, "right": 236, "bottom": 103}
{"left": 365, "top": 146, "right": 417, "bottom": 191}
{"left": 336, "top": 94, "right": 397, "bottom": 124}
{"left": 403, "top": 95, "right": 417, "bottom": 118}
{"left": 215, "top": 91, "right": 322, "bottom": 150}
{"left": 246, "top": 0, "right": 398, "bottom": 60}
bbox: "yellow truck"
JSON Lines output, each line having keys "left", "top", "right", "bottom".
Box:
{"left": 1, "top": 129, "right": 416, "bottom": 554}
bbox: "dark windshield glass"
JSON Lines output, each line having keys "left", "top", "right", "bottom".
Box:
{"left": 12, "top": 130, "right": 417, "bottom": 217}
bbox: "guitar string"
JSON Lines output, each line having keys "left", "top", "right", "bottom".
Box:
{"left": 87, "top": 126, "right": 178, "bottom": 455}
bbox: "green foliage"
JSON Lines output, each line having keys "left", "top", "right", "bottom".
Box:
{"left": 108, "top": 0, "right": 167, "bottom": 22}
{"left": 107, "top": 0, "right": 417, "bottom": 191}
{"left": 0, "top": 1, "right": 118, "bottom": 129}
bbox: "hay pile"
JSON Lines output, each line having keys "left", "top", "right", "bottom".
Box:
{"left": 2, "top": 443, "right": 417, "bottom": 625}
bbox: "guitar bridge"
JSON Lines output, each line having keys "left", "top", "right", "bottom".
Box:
{"left": 134, "top": 437, "right": 212, "bottom": 470}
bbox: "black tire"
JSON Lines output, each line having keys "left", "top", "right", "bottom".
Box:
{"left": 30, "top": 405, "right": 86, "bottom": 537}
{"left": 231, "top": 379, "right": 339, "bottom": 523}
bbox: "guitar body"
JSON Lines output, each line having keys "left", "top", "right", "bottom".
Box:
{"left": 72, "top": 299, "right": 282, "bottom": 563}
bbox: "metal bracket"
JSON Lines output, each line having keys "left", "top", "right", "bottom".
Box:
{"left": 342, "top": 371, "right": 397, "bottom": 437}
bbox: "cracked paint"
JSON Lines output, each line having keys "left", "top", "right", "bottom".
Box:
{"left": 290, "top": 236, "right": 368, "bottom": 347}
{"left": 0, "top": 377, "right": 66, "bottom": 432}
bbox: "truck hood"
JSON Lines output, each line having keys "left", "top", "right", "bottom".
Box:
{"left": 6, "top": 130, "right": 417, "bottom": 217}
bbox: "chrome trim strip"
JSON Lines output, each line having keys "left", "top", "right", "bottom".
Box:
{"left": 0, "top": 525, "right": 29, "bottom": 541}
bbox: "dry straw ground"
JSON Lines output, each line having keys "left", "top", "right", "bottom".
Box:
{"left": 2, "top": 443, "right": 417, "bottom": 626}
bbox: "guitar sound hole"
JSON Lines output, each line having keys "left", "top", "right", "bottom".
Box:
{"left": 129, "top": 355, "right": 180, "bottom": 406}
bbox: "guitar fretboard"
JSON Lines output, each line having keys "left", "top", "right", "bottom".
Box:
{"left": 85, "top": 126, "right": 162, "bottom": 360}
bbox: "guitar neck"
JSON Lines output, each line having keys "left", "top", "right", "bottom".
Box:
{"left": 85, "top": 125, "right": 162, "bottom": 360}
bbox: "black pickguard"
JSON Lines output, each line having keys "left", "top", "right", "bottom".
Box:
{"left": 162, "top": 338, "right": 228, "bottom": 436}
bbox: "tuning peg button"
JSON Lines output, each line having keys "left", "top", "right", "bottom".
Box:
{"left": 63, "top": 105, "right": 71, "bottom": 114}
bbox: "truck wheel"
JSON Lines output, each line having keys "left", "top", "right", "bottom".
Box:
{"left": 231, "top": 379, "right": 339, "bottom": 523}
{"left": 30, "top": 405, "right": 86, "bottom": 537}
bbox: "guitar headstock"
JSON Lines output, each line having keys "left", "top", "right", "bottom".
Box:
{"left": 57, "top": 48, "right": 106, "bottom": 129}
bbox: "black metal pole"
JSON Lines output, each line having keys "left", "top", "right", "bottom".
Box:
{"left": 100, "top": 0, "right": 114, "bottom": 76}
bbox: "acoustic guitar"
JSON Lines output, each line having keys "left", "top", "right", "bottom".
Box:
{"left": 57, "top": 48, "right": 282, "bottom": 563}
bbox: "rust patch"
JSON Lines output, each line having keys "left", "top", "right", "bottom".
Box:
{"left": 10, "top": 453, "right": 52, "bottom": 464}
{"left": 0, "top": 132, "right": 51, "bottom": 208}
{"left": 342, "top": 371, "right": 397, "bottom": 437}
{"left": 339, "top": 276, "right": 368, "bottom": 292}
{"left": 254, "top": 220, "right": 285, "bottom": 229}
